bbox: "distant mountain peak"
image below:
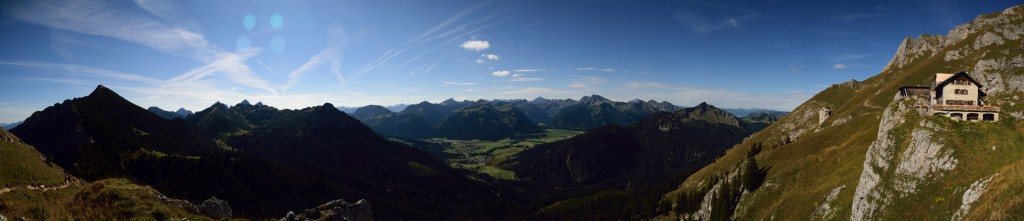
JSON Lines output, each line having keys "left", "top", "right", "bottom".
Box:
{"left": 580, "top": 94, "right": 611, "bottom": 104}
{"left": 239, "top": 99, "right": 251, "bottom": 106}
{"left": 88, "top": 84, "right": 121, "bottom": 99}
{"left": 695, "top": 102, "right": 711, "bottom": 109}
{"left": 321, "top": 103, "right": 336, "bottom": 109}
{"left": 440, "top": 98, "right": 458, "bottom": 105}
{"left": 254, "top": 102, "right": 265, "bottom": 107}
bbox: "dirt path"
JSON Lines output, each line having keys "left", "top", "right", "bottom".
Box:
{"left": 0, "top": 177, "right": 77, "bottom": 195}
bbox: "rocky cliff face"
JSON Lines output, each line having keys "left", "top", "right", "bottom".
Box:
{"left": 658, "top": 5, "right": 1024, "bottom": 220}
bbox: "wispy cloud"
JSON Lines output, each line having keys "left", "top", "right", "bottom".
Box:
{"left": 833, "top": 64, "right": 849, "bottom": 69}
{"left": 787, "top": 64, "right": 804, "bottom": 73}
{"left": 673, "top": 6, "right": 757, "bottom": 34}
{"left": 407, "top": 55, "right": 446, "bottom": 78}
{"left": 514, "top": 68, "right": 551, "bottom": 72}
{"left": 568, "top": 75, "right": 604, "bottom": 88}
{"left": 498, "top": 87, "right": 572, "bottom": 95}
{"left": 282, "top": 25, "right": 354, "bottom": 91}
{"left": 835, "top": 13, "right": 884, "bottom": 21}
{"left": 509, "top": 77, "right": 544, "bottom": 82}
{"left": 4, "top": 0, "right": 216, "bottom": 60}
{"left": 348, "top": 0, "right": 500, "bottom": 84}
{"left": 623, "top": 82, "right": 672, "bottom": 89}
{"left": 166, "top": 50, "right": 278, "bottom": 93}
{"left": 4, "top": 0, "right": 281, "bottom": 95}
{"left": 443, "top": 81, "right": 478, "bottom": 86}
{"left": 132, "top": 0, "right": 202, "bottom": 30}
{"left": 482, "top": 54, "right": 500, "bottom": 60}
{"left": 0, "top": 60, "right": 163, "bottom": 85}
{"left": 831, "top": 53, "right": 870, "bottom": 62}
{"left": 576, "top": 67, "right": 615, "bottom": 72}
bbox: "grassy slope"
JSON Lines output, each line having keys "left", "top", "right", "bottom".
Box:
{"left": 0, "top": 128, "right": 218, "bottom": 220}
{"left": 659, "top": 5, "right": 1024, "bottom": 220}
{"left": 0, "top": 129, "right": 65, "bottom": 188}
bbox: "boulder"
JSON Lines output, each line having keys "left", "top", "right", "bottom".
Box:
{"left": 198, "top": 197, "right": 232, "bottom": 219}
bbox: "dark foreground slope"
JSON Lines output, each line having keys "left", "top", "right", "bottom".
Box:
{"left": 10, "top": 85, "right": 516, "bottom": 220}
{"left": 0, "top": 127, "right": 225, "bottom": 220}
{"left": 509, "top": 103, "right": 756, "bottom": 220}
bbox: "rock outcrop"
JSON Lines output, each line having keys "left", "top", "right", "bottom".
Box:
{"left": 154, "top": 192, "right": 232, "bottom": 219}
{"left": 280, "top": 199, "right": 373, "bottom": 221}
{"left": 198, "top": 197, "right": 233, "bottom": 219}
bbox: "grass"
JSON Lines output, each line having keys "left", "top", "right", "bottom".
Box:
{"left": 422, "top": 129, "right": 583, "bottom": 181}
{"left": 0, "top": 130, "right": 66, "bottom": 188}
{"left": 658, "top": 9, "right": 1024, "bottom": 219}
{"left": 1, "top": 179, "right": 217, "bottom": 221}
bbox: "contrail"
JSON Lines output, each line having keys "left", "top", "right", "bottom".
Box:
{"left": 255, "top": 58, "right": 275, "bottom": 73}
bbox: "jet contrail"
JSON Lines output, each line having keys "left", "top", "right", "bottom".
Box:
{"left": 255, "top": 58, "right": 275, "bottom": 73}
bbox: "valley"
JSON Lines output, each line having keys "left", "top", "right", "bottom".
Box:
{"left": 418, "top": 129, "right": 585, "bottom": 181}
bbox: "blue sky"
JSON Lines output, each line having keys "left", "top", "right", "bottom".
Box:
{"left": 0, "top": 0, "right": 1019, "bottom": 123}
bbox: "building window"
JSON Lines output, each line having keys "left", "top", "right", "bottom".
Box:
{"left": 954, "top": 89, "right": 969, "bottom": 95}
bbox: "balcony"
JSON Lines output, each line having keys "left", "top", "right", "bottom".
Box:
{"left": 932, "top": 105, "right": 1000, "bottom": 112}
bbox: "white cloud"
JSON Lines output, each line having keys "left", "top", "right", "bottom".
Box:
{"left": 511, "top": 73, "right": 523, "bottom": 78}
{"left": 492, "top": 70, "right": 510, "bottom": 77}
{"left": 832, "top": 53, "right": 870, "bottom": 62}
{"left": 576, "top": 67, "right": 615, "bottom": 72}
{"left": 513, "top": 68, "right": 550, "bottom": 72}
{"left": 443, "top": 81, "right": 478, "bottom": 86}
{"left": 624, "top": 82, "right": 672, "bottom": 89}
{"left": 833, "top": 64, "right": 849, "bottom": 69}
{"left": 460, "top": 40, "right": 490, "bottom": 51}
{"left": 482, "top": 54, "right": 500, "bottom": 60}
{"left": 509, "top": 77, "right": 544, "bottom": 82}
{"left": 568, "top": 75, "right": 605, "bottom": 88}
{"left": 498, "top": 87, "right": 572, "bottom": 95}
{"left": 475, "top": 58, "right": 485, "bottom": 64}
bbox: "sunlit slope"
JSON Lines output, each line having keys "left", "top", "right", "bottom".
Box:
{"left": 658, "top": 5, "right": 1024, "bottom": 220}
{"left": 0, "top": 128, "right": 65, "bottom": 188}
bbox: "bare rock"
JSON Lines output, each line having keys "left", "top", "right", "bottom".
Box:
{"left": 974, "top": 32, "right": 1005, "bottom": 49}
{"left": 198, "top": 197, "right": 232, "bottom": 219}
{"left": 951, "top": 175, "right": 996, "bottom": 221}
{"left": 281, "top": 199, "right": 373, "bottom": 221}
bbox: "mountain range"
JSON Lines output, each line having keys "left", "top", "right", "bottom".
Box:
{"left": 1, "top": 84, "right": 767, "bottom": 220}
{"left": 339, "top": 94, "right": 763, "bottom": 141}
{"left": 7, "top": 85, "right": 512, "bottom": 219}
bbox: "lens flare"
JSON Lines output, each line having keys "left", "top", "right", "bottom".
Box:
{"left": 270, "top": 13, "right": 284, "bottom": 30}
{"left": 243, "top": 14, "right": 257, "bottom": 30}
